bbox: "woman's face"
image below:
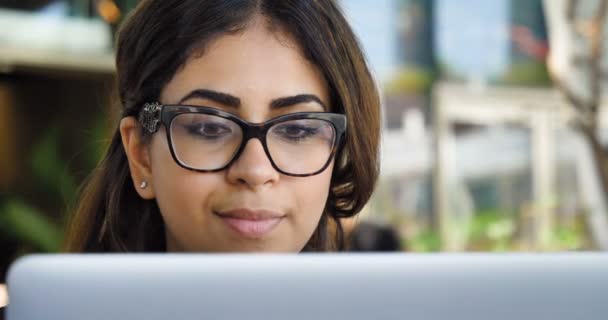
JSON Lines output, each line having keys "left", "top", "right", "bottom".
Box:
{"left": 122, "top": 20, "right": 333, "bottom": 252}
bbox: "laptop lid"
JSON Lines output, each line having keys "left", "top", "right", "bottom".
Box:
{"left": 6, "top": 253, "right": 608, "bottom": 320}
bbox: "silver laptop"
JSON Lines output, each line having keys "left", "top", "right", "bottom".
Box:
{"left": 6, "top": 253, "right": 608, "bottom": 320}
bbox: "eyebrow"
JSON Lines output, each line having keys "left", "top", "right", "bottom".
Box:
{"left": 178, "top": 89, "right": 241, "bottom": 107}
{"left": 178, "top": 89, "right": 327, "bottom": 111}
{"left": 270, "top": 94, "right": 327, "bottom": 111}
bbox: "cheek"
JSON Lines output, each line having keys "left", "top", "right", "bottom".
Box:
{"left": 287, "top": 163, "right": 334, "bottom": 245}
{"left": 293, "top": 171, "right": 332, "bottom": 215}
{"left": 147, "top": 135, "right": 219, "bottom": 229}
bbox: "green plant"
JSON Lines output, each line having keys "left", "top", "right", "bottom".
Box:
{"left": 1, "top": 118, "right": 108, "bottom": 258}
{"left": 409, "top": 230, "right": 442, "bottom": 252}
{"left": 0, "top": 199, "right": 62, "bottom": 252}
{"left": 501, "top": 61, "right": 552, "bottom": 86}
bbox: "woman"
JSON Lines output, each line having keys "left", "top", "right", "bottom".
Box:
{"left": 64, "top": 0, "right": 381, "bottom": 253}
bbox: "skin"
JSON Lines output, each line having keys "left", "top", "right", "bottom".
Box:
{"left": 119, "top": 17, "right": 334, "bottom": 252}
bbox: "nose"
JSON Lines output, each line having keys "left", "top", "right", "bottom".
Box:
{"left": 226, "top": 138, "right": 279, "bottom": 190}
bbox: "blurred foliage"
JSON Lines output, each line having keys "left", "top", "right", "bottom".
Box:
{"left": 468, "top": 210, "right": 515, "bottom": 252}
{"left": 551, "top": 225, "right": 585, "bottom": 251}
{"left": 436, "top": 61, "right": 552, "bottom": 87}
{"left": 1, "top": 117, "right": 108, "bottom": 259}
{"left": 500, "top": 61, "right": 552, "bottom": 87}
{"left": 409, "top": 230, "right": 442, "bottom": 252}
{"left": 31, "top": 126, "right": 78, "bottom": 202}
{"left": 6, "top": 126, "right": 75, "bottom": 253}
{"left": 0, "top": 199, "right": 62, "bottom": 252}
{"left": 405, "top": 210, "right": 588, "bottom": 252}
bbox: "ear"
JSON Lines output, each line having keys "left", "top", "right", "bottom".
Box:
{"left": 119, "top": 117, "right": 156, "bottom": 199}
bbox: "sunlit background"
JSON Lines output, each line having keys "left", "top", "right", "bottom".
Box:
{"left": 1, "top": 0, "right": 608, "bottom": 290}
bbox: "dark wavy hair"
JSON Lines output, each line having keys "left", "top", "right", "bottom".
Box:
{"left": 64, "top": 0, "right": 381, "bottom": 252}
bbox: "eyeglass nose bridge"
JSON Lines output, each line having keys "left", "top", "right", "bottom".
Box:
{"left": 227, "top": 121, "right": 275, "bottom": 168}
{"left": 241, "top": 122, "right": 270, "bottom": 143}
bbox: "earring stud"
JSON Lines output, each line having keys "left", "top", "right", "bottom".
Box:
{"left": 139, "top": 181, "right": 148, "bottom": 189}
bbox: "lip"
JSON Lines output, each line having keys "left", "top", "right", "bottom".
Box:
{"left": 215, "top": 208, "right": 285, "bottom": 238}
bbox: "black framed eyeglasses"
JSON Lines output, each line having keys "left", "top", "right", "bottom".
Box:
{"left": 137, "top": 102, "right": 347, "bottom": 177}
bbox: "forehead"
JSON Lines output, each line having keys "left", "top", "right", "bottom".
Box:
{"left": 159, "top": 20, "right": 330, "bottom": 119}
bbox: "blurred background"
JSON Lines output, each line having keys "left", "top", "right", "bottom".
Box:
{"left": 1, "top": 0, "right": 608, "bottom": 285}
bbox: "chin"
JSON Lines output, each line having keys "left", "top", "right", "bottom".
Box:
{"left": 211, "top": 241, "right": 299, "bottom": 253}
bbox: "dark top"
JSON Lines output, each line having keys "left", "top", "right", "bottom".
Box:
{"left": 0, "top": 305, "right": 4, "bottom": 320}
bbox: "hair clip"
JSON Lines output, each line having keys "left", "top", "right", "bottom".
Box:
{"left": 138, "top": 102, "right": 162, "bottom": 133}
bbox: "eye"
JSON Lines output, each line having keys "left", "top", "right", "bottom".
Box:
{"left": 273, "top": 123, "right": 320, "bottom": 142}
{"left": 185, "top": 121, "right": 233, "bottom": 140}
